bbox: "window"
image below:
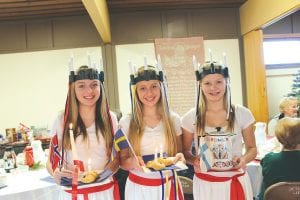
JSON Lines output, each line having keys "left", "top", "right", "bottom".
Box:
{"left": 263, "top": 38, "right": 300, "bottom": 68}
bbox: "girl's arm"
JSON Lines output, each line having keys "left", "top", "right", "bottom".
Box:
{"left": 233, "top": 123, "right": 257, "bottom": 169}
{"left": 182, "top": 128, "right": 198, "bottom": 165}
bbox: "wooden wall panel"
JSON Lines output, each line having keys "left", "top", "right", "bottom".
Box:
{"left": 164, "top": 11, "right": 188, "bottom": 38}
{"left": 243, "top": 29, "right": 269, "bottom": 122}
{"left": 0, "top": 21, "right": 26, "bottom": 52}
{"left": 111, "top": 11, "right": 163, "bottom": 44}
{"left": 53, "top": 15, "right": 101, "bottom": 48}
{"left": 190, "top": 8, "right": 239, "bottom": 38}
{"left": 26, "top": 20, "right": 53, "bottom": 50}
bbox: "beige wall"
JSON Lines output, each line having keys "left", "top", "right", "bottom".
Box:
{"left": 0, "top": 47, "right": 102, "bottom": 135}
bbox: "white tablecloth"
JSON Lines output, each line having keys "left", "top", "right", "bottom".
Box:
{"left": 246, "top": 161, "right": 262, "bottom": 199}
{"left": 0, "top": 168, "right": 60, "bottom": 200}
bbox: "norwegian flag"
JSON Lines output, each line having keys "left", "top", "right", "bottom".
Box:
{"left": 50, "top": 134, "right": 62, "bottom": 171}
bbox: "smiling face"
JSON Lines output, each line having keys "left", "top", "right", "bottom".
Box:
{"left": 284, "top": 100, "right": 298, "bottom": 117}
{"left": 136, "top": 80, "right": 161, "bottom": 108}
{"left": 200, "top": 73, "right": 226, "bottom": 103}
{"left": 74, "top": 79, "right": 101, "bottom": 107}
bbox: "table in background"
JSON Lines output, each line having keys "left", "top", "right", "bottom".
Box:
{"left": 0, "top": 168, "right": 59, "bottom": 200}
{"left": 247, "top": 161, "right": 263, "bottom": 199}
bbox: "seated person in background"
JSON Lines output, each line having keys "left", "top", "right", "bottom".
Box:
{"left": 268, "top": 96, "right": 298, "bottom": 136}
{"left": 259, "top": 117, "right": 300, "bottom": 200}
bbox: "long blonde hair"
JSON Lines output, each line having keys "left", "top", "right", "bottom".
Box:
{"left": 62, "top": 66, "right": 113, "bottom": 155}
{"left": 128, "top": 66, "right": 178, "bottom": 156}
{"left": 196, "top": 69, "right": 235, "bottom": 136}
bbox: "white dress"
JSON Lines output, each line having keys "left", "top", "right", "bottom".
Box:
{"left": 119, "top": 111, "right": 184, "bottom": 200}
{"left": 50, "top": 112, "right": 118, "bottom": 200}
{"left": 181, "top": 104, "right": 255, "bottom": 200}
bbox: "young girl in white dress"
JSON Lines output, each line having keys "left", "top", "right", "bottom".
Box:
{"left": 181, "top": 59, "right": 257, "bottom": 200}
{"left": 46, "top": 61, "right": 119, "bottom": 200}
{"left": 118, "top": 63, "right": 185, "bottom": 200}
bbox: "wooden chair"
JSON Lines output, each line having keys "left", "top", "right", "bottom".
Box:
{"left": 264, "top": 182, "right": 300, "bottom": 200}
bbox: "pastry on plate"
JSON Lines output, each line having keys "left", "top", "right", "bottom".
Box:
{"left": 146, "top": 160, "right": 165, "bottom": 171}
{"left": 157, "top": 157, "right": 173, "bottom": 166}
{"left": 80, "top": 170, "right": 99, "bottom": 184}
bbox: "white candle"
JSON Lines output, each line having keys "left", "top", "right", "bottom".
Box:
{"left": 69, "top": 123, "right": 78, "bottom": 161}
{"left": 223, "top": 52, "right": 227, "bottom": 67}
{"left": 154, "top": 147, "right": 158, "bottom": 161}
{"left": 87, "top": 52, "right": 92, "bottom": 68}
{"left": 209, "top": 49, "right": 213, "bottom": 62}
{"left": 128, "top": 60, "right": 133, "bottom": 75}
{"left": 192, "top": 55, "right": 198, "bottom": 71}
{"left": 69, "top": 54, "right": 74, "bottom": 72}
{"left": 157, "top": 54, "right": 162, "bottom": 71}
{"left": 144, "top": 55, "right": 148, "bottom": 70}
{"left": 159, "top": 144, "right": 163, "bottom": 158}
{"left": 87, "top": 158, "right": 91, "bottom": 171}
{"left": 99, "top": 58, "right": 103, "bottom": 72}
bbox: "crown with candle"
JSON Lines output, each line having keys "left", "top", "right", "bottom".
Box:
{"left": 128, "top": 55, "right": 169, "bottom": 118}
{"left": 193, "top": 54, "right": 229, "bottom": 81}
{"left": 128, "top": 55, "right": 164, "bottom": 85}
{"left": 68, "top": 53, "right": 104, "bottom": 83}
{"left": 193, "top": 51, "right": 232, "bottom": 119}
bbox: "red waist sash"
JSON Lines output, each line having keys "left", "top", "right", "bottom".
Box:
{"left": 195, "top": 172, "right": 246, "bottom": 200}
{"left": 128, "top": 172, "right": 184, "bottom": 200}
{"left": 65, "top": 180, "right": 119, "bottom": 200}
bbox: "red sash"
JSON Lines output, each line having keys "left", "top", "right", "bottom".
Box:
{"left": 128, "top": 172, "right": 184, "bottom": 200}
{"left": 195, "top": 172, "right": 245, "bottom": 200}
{"left": 66, "top": 180, "right": 120, "bottom": 200}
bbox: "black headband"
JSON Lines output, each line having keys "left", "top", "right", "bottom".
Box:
{"left": 69, "top": 68, "right": 104, "bottom": 83}
{"left": 130, "top": 66, "right": 163, "bottom": 85}
{"left": 195, "top": 61, "right": 229, "bottom": 81}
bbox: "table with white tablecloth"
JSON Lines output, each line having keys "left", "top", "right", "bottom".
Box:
{"left": 247, "top": 161, "right": 263, "bottom": 199}
{"left": 0, "top": 168, "right": 60, "bottom": 200}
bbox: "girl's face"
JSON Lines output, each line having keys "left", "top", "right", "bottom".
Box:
{"left": 75, "top": 79, "right": 101, "bottom": 107}
{"left": 284, "top": 100, "right": 298, "bottom": 117}
{"left": 136, "top": 80, "right": 161, "bottom": 108}
{"left": 201, "top": 74, "right": 226, "bottom": 103}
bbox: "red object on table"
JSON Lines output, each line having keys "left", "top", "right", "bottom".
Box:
{"left": 25, "top": 146, "right": 34, "bottom": 167}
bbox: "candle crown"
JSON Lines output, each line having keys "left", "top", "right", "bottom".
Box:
{"left": 68, "top": 55, "right": 104, "bottom": 84}
{"left": 193, "top": 56, "right": 229, "bottom": 81}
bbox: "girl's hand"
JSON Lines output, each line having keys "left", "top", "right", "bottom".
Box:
{"left": 173, "top": 153, "right": 186, "bottom": 164}
{"left": 129, "top": 156, "right": 145, "bottom": 171}
{"left": 53, "top": 168, "right": 73, "bottom": 185}
{"left": 193, "top": 158, "right": 201, "bottom": 173}
{"left": 232, "top": 156, "right": 246, "bottom": 170}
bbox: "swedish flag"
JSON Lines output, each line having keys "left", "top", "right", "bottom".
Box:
{"left": 114, "top": 129, "right": 130, "bottom": 152}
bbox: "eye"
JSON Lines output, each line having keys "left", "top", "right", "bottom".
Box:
{"left": 77, "top": 84, "right": 85, "bottom": 89}
{"left": 152, "top": 84, "right": 159, "bottom": 89}
{"left": 91, "top": 82, "right": 99, "bottom": 88}
{"left": 138, "top": 86, "right": 146, "bottom": 91}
